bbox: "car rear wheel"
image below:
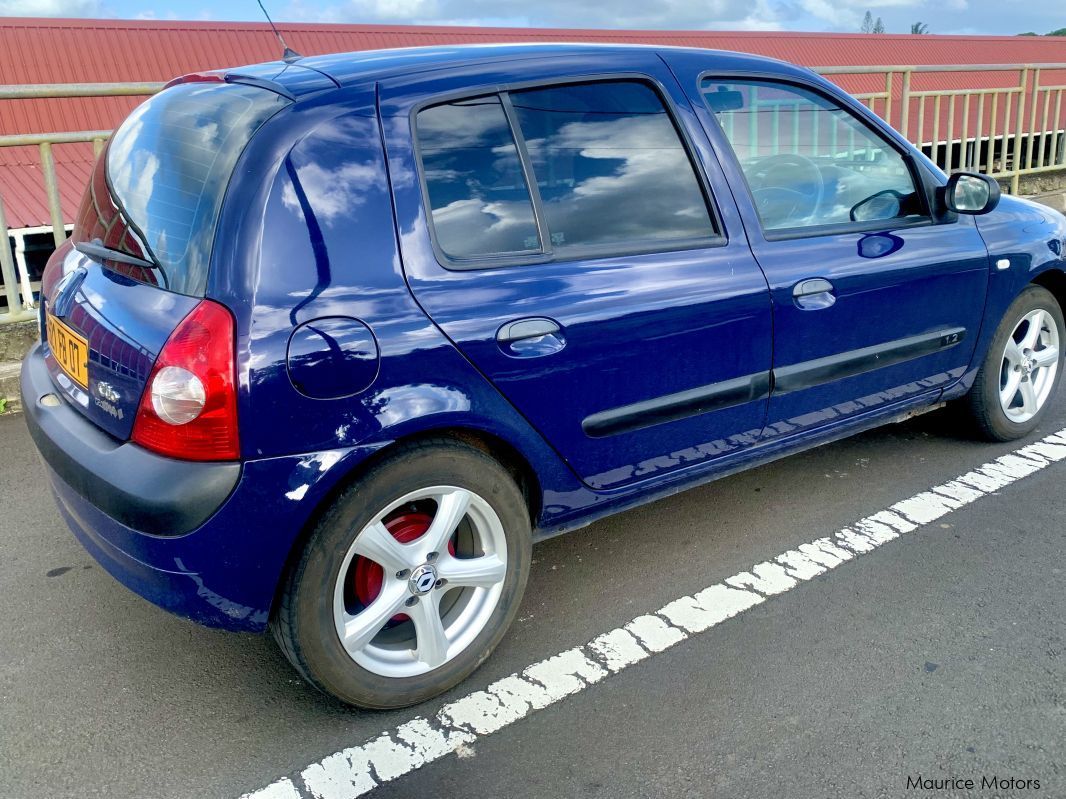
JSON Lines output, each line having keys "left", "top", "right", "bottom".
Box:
{"left": 961, "top": 285, "right": 1064, "bottom": 441}
{"left": 272, "top": 439, "right": 532, "bottom": 708}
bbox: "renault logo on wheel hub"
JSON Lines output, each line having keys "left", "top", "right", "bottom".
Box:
{"left": 409, "top": 564, "right": 438, "bottom": 595}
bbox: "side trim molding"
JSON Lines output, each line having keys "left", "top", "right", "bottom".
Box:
{"left": 772, "top": 327, "right": 966, "bottom": 395}
{"left": 581, "top": 327, "right": 965, "bottom": 439}
{"left": 582, "top": 372, "right": 771, "bottom": 438}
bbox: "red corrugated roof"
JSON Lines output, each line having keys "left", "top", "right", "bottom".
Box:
{"left": 2, "top": 17, "right": 1065, "bottom": 228}
{"left": 1, "top": 142, "right": 95, "bottom": 233}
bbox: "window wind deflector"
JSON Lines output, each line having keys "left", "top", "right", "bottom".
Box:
{"left": 75, "top": 239, "right": 161, "bottom": 270}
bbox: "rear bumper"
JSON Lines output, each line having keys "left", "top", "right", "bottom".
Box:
{"left": 21, "top": 342, "right": 240, "bottom": 536}
{"left": 44, "top": 459, "right": 273, "bottom": 630}
{"left": 22, "top": 341, "right": 375, "bottom": 631}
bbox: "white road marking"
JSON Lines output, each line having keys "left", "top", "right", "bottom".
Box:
{"left": 241, "top": 428, "right": 1066, "bottom": 799}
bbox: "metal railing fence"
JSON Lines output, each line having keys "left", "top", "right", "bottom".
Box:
{"left": 2, "top": 66, "right": 1066, "bottom": 325}
{"left": 0, "top": 82, "right": 163, "bottom": 325}
{"left": 817, "top": 64, "right": 1066, "bottom": 192}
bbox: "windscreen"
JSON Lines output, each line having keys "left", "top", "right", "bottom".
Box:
{"left": 74, "top": 81, "right": 287, "bottom": 296}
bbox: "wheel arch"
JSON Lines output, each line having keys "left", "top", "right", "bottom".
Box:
{"left": 267, "top": 425, "right": 544, "bottom": 621}
{"left": 1031, "top": 267, "right": 1066, "bottom": 313}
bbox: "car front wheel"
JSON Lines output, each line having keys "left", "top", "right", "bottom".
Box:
{"left": 272, "top": 439, "right": 532, "bottom": 708}
{"left": 962, "top": 285, "right": 1064, "bottom": 441}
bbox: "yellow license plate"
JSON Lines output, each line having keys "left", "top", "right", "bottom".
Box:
{"left": 46, "top": 311, "right": 89, "bottom": 389}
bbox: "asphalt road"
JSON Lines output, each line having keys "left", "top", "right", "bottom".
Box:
{"left": 1, "top": 403, "right": 1064, "bottom": 799}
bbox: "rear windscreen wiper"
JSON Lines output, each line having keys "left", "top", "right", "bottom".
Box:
{"left": 74, "top": 239, "right": 164, "bottom": 271}
{"left": 74, "top": 239, "right": 169, "bottom": 290}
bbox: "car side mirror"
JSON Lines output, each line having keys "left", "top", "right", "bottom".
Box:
{"left": 944, "top": 172, "right": 1001, "bottom": 215}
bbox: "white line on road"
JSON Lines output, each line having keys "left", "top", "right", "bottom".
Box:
{"left": 242, "top": 428, "right": 1066, "bottom": 799}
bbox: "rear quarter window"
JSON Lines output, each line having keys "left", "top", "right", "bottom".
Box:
{"left": 416, "top": 95, "right": 541, "bottom": 261}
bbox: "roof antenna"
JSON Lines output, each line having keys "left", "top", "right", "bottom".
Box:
{"left": 256, "top": 0, "right": 300, "bottom": 62}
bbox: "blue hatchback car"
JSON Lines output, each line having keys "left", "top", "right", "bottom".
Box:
{"left": 23, "top": 43, "right": 1066, "bottom": 708}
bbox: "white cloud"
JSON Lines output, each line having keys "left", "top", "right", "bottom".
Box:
{"left": 796, "top": 0, "right": 835, "bottom": 20}
{"left": 730, "top": 0, "right": 786, "bottom": 30}
{"left": 281, "top": 0, "right": 788, "bottom": 30}
{"left": 134, "top": 9, "right": 180, "bottom": 18}
{"left": 0, "top": 0, "right": 1054, "bottom": 37}
{"left": 0, "top": 0, "right": 103, "bottom": 13}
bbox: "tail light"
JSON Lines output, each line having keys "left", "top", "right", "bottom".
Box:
{"left": 131, "top": 299, "right": 240, "bottom": 461}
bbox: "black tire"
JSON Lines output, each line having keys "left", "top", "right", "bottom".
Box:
{"left": 271, "top": 438, "right": 532, "bottom": 709}
{"left": 960, "top": 285, "right": 1065, "bottom": 441}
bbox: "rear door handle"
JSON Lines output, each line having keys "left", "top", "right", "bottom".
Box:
{"left": 496, "top": 317, "right": 565, "bottom": 357}
{"left": 792, "top": 278, "right": 836, "bottom": 310}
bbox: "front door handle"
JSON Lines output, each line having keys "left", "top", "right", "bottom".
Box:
{"left": 496, "top": 317, "right": 565, "bottom": 357}
{"left": 792, "top": 278, "right": 836, "bottom": 310}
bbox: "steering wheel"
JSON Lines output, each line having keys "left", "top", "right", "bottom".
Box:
{"left": 746, "top": 154, "right": 825, "bottom": 227}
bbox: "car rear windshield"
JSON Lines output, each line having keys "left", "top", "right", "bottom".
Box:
{"left": 74, "top": 81, "right": 287, "bottom": 296}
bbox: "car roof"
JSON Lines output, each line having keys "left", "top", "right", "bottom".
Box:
{"left": 226, "top": 42, "right": 802, "bottom": 96}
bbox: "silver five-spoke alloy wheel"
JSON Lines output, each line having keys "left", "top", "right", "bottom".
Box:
{"left": 999, "top": 308, "right": 1060, "bottom": 424}
{"left": 333, "top": 486, "right": 508, "bottom": 679}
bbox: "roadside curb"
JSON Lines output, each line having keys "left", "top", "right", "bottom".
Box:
{"left": 0, "top": 359, "right": 21, "bottom": 414}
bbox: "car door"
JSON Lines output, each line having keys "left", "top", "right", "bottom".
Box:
{"left": 380, "top": 54, "right": 773, "bottom": 490}
{"left": 664, "top": 53, "right": 990, "bottom": 440}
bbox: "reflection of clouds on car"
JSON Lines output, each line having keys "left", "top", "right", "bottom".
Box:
{"left": 512, "top": 81, "right": 714, "bottom": 250}
{"left": 418, "top": 95, "right": 540, "bottom": 259}
{"left": 417, "top": 80, "right": 719, "bottom": 262}
{"left": 107, "top": 108, "right": 156, "bottom": 231}
{"left": 105, "top": 83, "right": 286, "bottom": 293}
{"left": 431, "top": 197, "right": 540, "bottom": 257}
{"left": 417, "top": 96, "right": 510, "bottom": 149}
{"left": 520, "top": 113, "right": 711, "bottom": 245}
{"left": 281, "top": 160, "right": 378, "bottom": 225}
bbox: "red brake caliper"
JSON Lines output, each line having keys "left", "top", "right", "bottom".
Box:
{"left": 352, "top": 511, "right": 456, "bottom": 623}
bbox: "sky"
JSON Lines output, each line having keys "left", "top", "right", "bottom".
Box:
{"left": 0, "top": 0, "right": 1062, "bottom": 36}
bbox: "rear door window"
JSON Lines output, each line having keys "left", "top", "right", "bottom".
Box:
{"left": 510, "top": 81, "right": 717, "bottom": 252}
{"left": 415, "top": 79, "right": 718, "bottom": 267}
{"left": 75, "top": 81, "right": 288, "bottom": 296}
